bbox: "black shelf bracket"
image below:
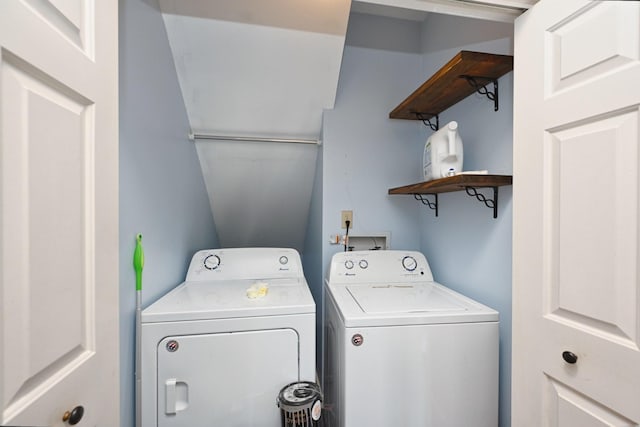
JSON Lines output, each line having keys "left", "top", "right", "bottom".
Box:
{"left": 460, "top": 75, "right": 499, "bottom": 111}
{"left": 465, "top": 186, "right": 499, "bottom": 218}
{"left": 414, "top": 194, "right": 438, "bottom": 217}
{"left": 414, "top": 112, "right": 439, "bottom": 131}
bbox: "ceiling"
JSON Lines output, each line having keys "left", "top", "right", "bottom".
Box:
{"left": 158, "top": 0, "right": 352, "bottom": 35}
{"left": 158, "top": 0, "right": 352, "bottom": 140}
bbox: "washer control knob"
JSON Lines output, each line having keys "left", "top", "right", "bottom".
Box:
{"left": 359, "top": 260, "right": 368, "bottom": 269}
{"left": 344, "top": 260, "right": 354, "bottom": 270}
{"left": 204, "top": 254, "right": 221, "bottom": 270}
{"left": 279, "top": 255, "right": 289, "bottom": 265}
{"left": 401, "top": 256, "right": 417, "bottom": 272}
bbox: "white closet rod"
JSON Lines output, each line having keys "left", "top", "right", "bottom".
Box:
{"left": 189, "top": 133, "right": 321, "bottom": 145}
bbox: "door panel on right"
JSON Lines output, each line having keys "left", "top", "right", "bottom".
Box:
{"left": 545, "top": 108, "right": 639, "bottom": 346}
{"left": 513, "top": 1, "right": 640, "bottom": 425}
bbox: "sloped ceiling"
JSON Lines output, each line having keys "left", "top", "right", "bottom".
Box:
{"left": 157, "top": 0, "right": 351, "bottom": 252}
{"left": 158, "top": 0, "right": 352, "bottom": 139}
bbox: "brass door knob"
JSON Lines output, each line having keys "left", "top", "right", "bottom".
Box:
{"left": 62, "top": 405, "right": 84, "bottom": 425}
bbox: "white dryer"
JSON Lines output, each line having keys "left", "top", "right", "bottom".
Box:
{"left": 323, "top": 250, "right": 498, "bottom": 427}
{"left": 141, "top": 248, "right": 316, "bottom": 427}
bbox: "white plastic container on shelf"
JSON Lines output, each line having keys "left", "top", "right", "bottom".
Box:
{"left": 423, "top": 121, "right": 464, "bottom": 181}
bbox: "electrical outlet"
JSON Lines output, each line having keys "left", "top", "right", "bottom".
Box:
{"left": 341, "top": 210, "right": 353, "bottom": 229}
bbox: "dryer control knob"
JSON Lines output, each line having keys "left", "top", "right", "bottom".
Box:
{"left": 344, "top": 260, "right": 354, "bottom": 270}
{"left": 401, "top": 256, "right": 417, "bottom": 271}
{"left": 204, "top": 254, "right": 221, "bottom": 270}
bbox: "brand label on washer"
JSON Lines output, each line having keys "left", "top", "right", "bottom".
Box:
{"left": 351, "top": 334, "right": 364, "bottom": 346}
{"left": 166, "top": 340, "right": 179, "bottom": 352}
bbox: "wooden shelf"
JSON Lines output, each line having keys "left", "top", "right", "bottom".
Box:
{"left": 389, "top": 51, "right": 513, "bottom": 121}
{"left": 389, "top": 174, "right": 513, "bottom": 218}
{"left": 387, "top": 51, "right": 514, "bottom": 218}
{"left": 388, "top": 174, "right": 512, "bottom": 195}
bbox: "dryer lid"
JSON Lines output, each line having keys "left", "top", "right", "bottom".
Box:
{"left": 346, "top": 283, "right": 468, "bottom": 314}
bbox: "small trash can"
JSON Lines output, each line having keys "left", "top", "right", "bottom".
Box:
{"left": 277, "top": 381, "right": 323, "bottom": 427}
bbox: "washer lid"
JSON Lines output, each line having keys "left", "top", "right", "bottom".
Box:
{"left": 327, "top": 281, "right": 498, "bottom": 327}
{"left": 142, "top": 278, "right": 315, "bottom": 323}
{"left": 347, "top": 283, "right": 468, "bottom": 314}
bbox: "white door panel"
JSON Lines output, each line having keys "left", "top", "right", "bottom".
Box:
{"left": 1, "top": 52, "right": 95, "bottom": 416}
{"left": 545, "top": 378, "right": 635, "bottom": 427}
{"left": 19, "top": 0, "right": 92, "bottom": 54}
{"left": 0, "top": 0, "right": 118, "bottom": 425}
{"left": 547, "top": 2, "right": 638, "bottom": 92}
{"left": 513, "top": 0, "right": 640, "bottom": 425}
{"left": 545, "top": 109, "right": 639, "bottom": 346}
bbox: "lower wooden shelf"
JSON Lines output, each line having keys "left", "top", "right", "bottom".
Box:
{"left": 388, "top": 174, "right": 513, "bottom": 218}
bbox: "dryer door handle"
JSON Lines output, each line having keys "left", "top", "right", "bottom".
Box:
{"left": 165, "top": 379, "right": 189, "bottom": 415}
{"left": 165, "top": 379, "right": 177, "bottom": 414}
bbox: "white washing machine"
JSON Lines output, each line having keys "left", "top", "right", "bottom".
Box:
{"left": 141, "top": 248, "right": 316, "bottom": 427}
{"left": 323, "top": 250, "right": 499, "bottom": 427}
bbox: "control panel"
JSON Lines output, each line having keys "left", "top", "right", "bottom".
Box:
{"left": 185, "top": 248, "right": 302, "bottom": 281}
{"left": 328, "top": 250, "right": 434, "bottom": 284}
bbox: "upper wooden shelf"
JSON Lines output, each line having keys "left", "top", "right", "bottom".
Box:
{"left": 388, "top": 174, "right": 512, "bottom": 195}
{"left": 389, "top": 51, "right": 514, "bottom": 121}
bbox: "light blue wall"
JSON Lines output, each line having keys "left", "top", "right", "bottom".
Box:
{"left": 418, "top": 13, "right": 514, "bottom": 427}
{"left": 321, "top": 15, "right": 426, "bottom": 282}
{"left": 119, "top": 1, "right": 219, "bottom": 426}
{"left": 302, "top": 142, "right": 324, "bottom": 369}
{"left": 318, "top": 14, "right": 426, "bottom": 380}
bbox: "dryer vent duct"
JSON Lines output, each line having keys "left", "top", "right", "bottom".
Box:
{"left": 196, "top": 139, "right": 318, "bottom": 252}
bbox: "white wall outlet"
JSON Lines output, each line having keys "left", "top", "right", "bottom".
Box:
{"left": 341, "top": 210, "right": 353, "bottom": 229}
